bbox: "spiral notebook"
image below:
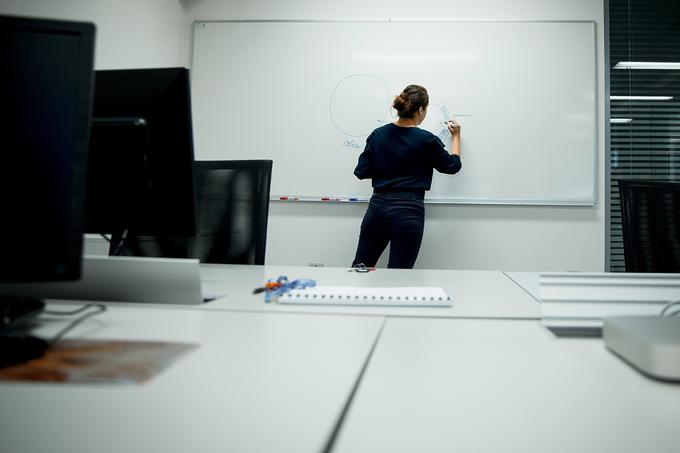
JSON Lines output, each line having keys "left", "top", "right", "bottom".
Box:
{"left": 278, "top": 286, "right": 451, "bottom": 307}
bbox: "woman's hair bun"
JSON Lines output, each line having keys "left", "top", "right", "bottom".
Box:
{"left": 392, "top": 84, "right": 429, "bottom": 119}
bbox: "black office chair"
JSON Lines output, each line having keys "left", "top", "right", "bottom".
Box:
{"left": 113, "top": 160, "right": 273, "bottom": 264}
{"left": 617, "top": 179, "right": 680, "bottom": 272}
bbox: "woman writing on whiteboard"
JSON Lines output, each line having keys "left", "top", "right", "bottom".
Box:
{"left": 352, "top": 84, "right": 462, "bottom": 269}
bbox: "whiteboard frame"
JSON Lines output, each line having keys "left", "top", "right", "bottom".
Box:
{"left": 190, "top": 19, "right": 598, "bottom": 207}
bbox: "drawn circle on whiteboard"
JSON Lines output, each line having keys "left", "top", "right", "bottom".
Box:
{"left": 330, "top": 75, "right": 390, "bottom": 137}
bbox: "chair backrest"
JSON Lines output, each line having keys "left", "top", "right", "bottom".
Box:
{"left": 112, "top": 160, "right": 272, "bottom": 265}
{"left": 618, "top": 179, "right": 680, "bottom": 272}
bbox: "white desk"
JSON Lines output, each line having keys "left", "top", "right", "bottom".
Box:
{"left": 0, "top": 305, "right": 384, "bottom": 453}
{"left": 200, "top": 265, "right": 541, "bottom": 319}
{"left": 333, "top": 317, "right": 680, "bottom": 453}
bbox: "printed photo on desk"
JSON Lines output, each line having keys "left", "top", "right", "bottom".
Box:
{"left": 0, "top": 339, "right": 198, "bottom": 385}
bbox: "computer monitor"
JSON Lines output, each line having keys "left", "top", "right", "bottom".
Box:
{"left": 84, "top": 67, "right": 198, "bottom": 244}
{"left": 0, "top": 15, "right": 95, "bottom": 283}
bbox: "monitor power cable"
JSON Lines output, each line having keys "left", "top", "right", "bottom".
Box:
{"left": 43, "top": 304, "right": 107, "bottom": 346}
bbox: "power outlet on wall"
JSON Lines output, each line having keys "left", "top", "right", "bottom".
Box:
{"left": 309, "top": 262, "right": 324, "bottom": 267}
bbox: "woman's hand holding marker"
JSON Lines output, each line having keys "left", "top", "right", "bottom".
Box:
{"left": 446, "top": 119, "right": 461, "bottom": 136}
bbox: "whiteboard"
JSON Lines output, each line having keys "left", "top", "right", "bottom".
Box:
{"left": 191, "top": 20, "right": 596, "bottom": 205}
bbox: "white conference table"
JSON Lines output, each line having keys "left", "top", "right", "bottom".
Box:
{"left": 333, "top": 317, "right": 680, "bottom": 453}
{"left": 2, "top": 265, "right": 679, "bottom": 453}
{"left": 0, "top": 305, "right": 384, "bottom": 453}
{"left": 199, "top": 264, "right": 542, "bottom": 319}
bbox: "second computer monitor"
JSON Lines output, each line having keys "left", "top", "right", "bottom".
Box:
{"left": 85, "top": 67, "right": 197, "bottom": 238}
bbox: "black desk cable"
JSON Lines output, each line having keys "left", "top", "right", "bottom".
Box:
{"left": 44, "top": 304, "right": 108, "bottom": 346}
{"left": 0, "top": 303, "right": 107, "bottom": 368}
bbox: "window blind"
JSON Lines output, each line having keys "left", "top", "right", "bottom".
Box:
{"left": 608, "top": 0, "right": 680, "bottom": 271}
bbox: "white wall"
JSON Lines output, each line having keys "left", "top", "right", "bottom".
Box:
{"left": 183, "top": 0, "right": 606, "bottom": 271}
{"left": 0, "top": 0, "right": 186, "bottom": 69}
{"left": 2, "top": 0, "right": 606, "bottom": 271}
{"left": 1, "top": 0, "right": 187, "bottom": 257}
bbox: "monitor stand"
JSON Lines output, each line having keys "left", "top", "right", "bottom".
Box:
{"left": 603, "top": 316, "right": 680, "bottom": 382}
{"left": 0, "top": 255, "right": 203, "bottom": 305}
